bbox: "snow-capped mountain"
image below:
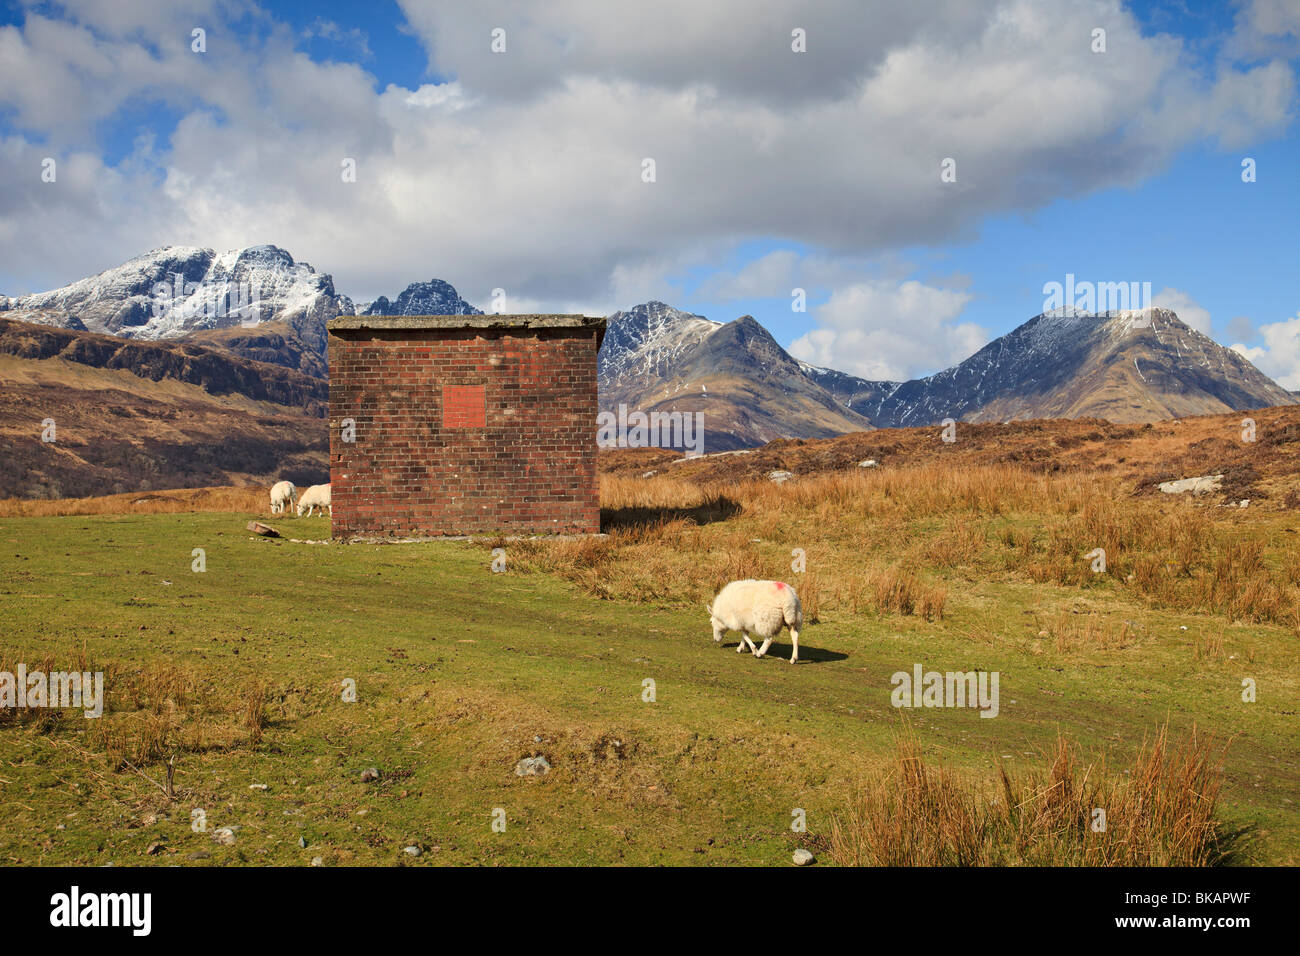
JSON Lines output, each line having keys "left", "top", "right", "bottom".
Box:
{"left": 810, "top": 308, "right": 1297, "bottom": 426}
{"left": 599, "top": 302, "right": 722, "bottom": 407}
{"left": 798, "top": 361, "right": 903, "bottom": 417}
{"left": 361, "top": 279, "right": 482, "bottom": 317}
{"left": 599, "top": 301, "right": 872, "bottom": 450}
{"left": 0, "top": 245, "right": 354, "bottom": 355}
{"left": 598, "top": 302, "right": 1296, "bottom": 445}
{"left": 6, "top": 245, "right": 1293, "bottom": 443}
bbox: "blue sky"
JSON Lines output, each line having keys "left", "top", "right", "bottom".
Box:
{"left": 1, "top": 0, "right": 1298, "bottom": 384}
{"left": 734, "top": 136, "right": 1300, "bottom": 357}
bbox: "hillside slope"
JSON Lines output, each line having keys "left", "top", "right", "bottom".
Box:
{"left": 600, "top": 302, "right": 872, "bottom": 451}
{"left": 0, "top": 317, "right": 326, "bottom": 498}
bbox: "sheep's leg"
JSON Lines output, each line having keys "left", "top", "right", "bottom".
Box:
{"left": 789, "top": 628, "right": 799, "bottom": 664}
{"left": 755, "top": 637, "right": 772, "bottom": 658}
{"left": 740, "top": 632, "right": 758, "bottom": 654}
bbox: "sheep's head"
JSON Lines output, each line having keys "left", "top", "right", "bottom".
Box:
{"left": 708, "top": 604, "right": 724, "bottom": 641}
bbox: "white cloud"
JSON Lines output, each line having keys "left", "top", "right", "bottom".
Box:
{"left": 1227, "top": 0, "right": 1300, "bottom": 60}
{"left": 1152, "top": 287, "right": 1212, "bottom": 334}
{"left": 1233, "top": 311, "right": 1300, "bottom": 389}
{"left": 0, "top": 0, "right": 1295, "bottom": 313}
{"left": 694, "top": 250, "right": 803, "bottom": 301}
{"left": 301, "top": 19, "right": 372, "bottom": 60}
{"left": 789, "top": 279, "right": 983, "bottom": 381}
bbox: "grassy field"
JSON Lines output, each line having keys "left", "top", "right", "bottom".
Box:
{"left": 0, "top": 461, "right": 1297, "bottom": 866}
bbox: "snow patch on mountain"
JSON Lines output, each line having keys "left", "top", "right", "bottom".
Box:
{"left": 599, "top": 301, "right": 721, "bottom": 394}
{"left": 0, "top": 245, "right": 355, "bottom": 354}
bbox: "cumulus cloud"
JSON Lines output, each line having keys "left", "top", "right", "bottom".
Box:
{"left": 301, "top": 19, "right": 372, "bottom": 60}
{"left": 1227, "top": 0, "right": 1300, "bottom": 61}
{"left": 1233, "top": 311, "right": 1300, "bottom": 389}
{"left": 1152, "top": 287, "right": 1212, "bottom": 334}
{"left": 0, "top": 0, "right": 1295, "bottom": 318}
{"left": 788, "top": 279, "right": 983, "bottom": 381}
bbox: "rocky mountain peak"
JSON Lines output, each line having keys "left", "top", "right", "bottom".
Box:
{"left": 598, "top": 301, "right": 872, "bottom": 449}
{"left": 815, "top": 307, "right": 1295, "bottom": 427}
{"left": 0, "top": 244, "right": 354, "bottom": 354}
{"left": 361, "top": 278, "right": 481, "bottom": 317}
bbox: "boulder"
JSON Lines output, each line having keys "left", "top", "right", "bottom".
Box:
{"left": 514, "top": 756, "right": 551, "bottom": 776}
{"left": 1157, "top": 475, "right": 1224, "bottom": 495}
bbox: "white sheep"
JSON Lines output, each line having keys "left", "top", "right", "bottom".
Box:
{"left": 708, "top": 579, "right": 803, "bottom": 663}
{"left": 296, "top": 483, "right": 331, "bottom": 517}
{"left": 269, "top": 480, "right": 296, "bottom": 515}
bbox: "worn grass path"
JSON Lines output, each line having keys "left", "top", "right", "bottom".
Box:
{"left": 1, "top": 513, "right": 1296, "bottom": 865}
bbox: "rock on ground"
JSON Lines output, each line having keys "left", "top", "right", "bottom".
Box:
{"left": 1157, "top": 474, "right": 1224, "bottom": 495}
{"left": 515, "top": 756, "right": 551, "bottom": 776}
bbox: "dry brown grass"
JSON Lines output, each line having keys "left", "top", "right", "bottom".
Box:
{"left": 1036, "top": 609, "right": 1138, "bottom": 652}
{"left": 842, "top": 563, "right": 947, "bottom": 620}
{"left": 1193, "top": 631, "right": 1226, "bottom": 662}
{"left": 12, "top": 453, "right": 1300, "bottom": 634}
{"left": 0, "top": 485, "right": 266, "bottom": 517}
{"left": 828, "top": 725, "right": 1230, "bottom": 866}
{"left": 0, "top": 649, "right": 273, "bottom": 771}
{"left": 499, "top": 461, "right": 1300, "bottom": 634}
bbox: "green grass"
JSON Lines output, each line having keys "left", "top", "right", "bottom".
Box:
{"left": 0, "top": 511, "right": 1296, "bottom": 865}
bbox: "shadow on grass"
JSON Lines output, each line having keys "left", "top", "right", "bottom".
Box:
{"left": 1213, "top": 820, "right": 1259, "bottom": 866}
{"left": 725, "top": 641, "right": 847, "bottom": 664}
{"left": 601, "top": 495, "right": 742, "bottom": 532}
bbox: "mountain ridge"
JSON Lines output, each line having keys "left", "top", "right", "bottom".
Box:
{"left": 6, "top": 247, "right": 1295, "bottom": 451}
{"left": 806, "top": 308, "right": 1296, "bottom": 426}
{"left": 0, "top": 245, "right": 353, "bottom": 357}
{"left": 598, "top": 301, "right": 873, "bottom": 451}
{"left": 361, "top": 279, "right": 482, "bottom": 318}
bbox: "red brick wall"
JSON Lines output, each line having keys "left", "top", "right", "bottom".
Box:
{"left": 328, "top": 327, "right": 601, "bottom": 537}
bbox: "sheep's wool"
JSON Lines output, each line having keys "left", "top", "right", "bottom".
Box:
{"left": 710, "top": 579, "right": 801, "bottom": 639}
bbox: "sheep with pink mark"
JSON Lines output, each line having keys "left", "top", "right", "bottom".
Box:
{"left": 708, "top": 579, "right": 803, "bottom": 663}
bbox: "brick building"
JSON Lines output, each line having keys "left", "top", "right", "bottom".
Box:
{"left": 327, "top": 314, "right": 605, "bottom": 538}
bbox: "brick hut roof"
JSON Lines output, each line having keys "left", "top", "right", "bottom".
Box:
{"left": 327, "top": 313, "right": 606, "bottom": 346}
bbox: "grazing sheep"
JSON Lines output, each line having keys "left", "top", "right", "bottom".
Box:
{"left": 708, "top": 579, "right": 803, "bottom": 663}
{"left": 269, "top": 480, "right": 296, "bottom": 515}
{"left": 296, "top": 483, "right": 331, "bottom": 518}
